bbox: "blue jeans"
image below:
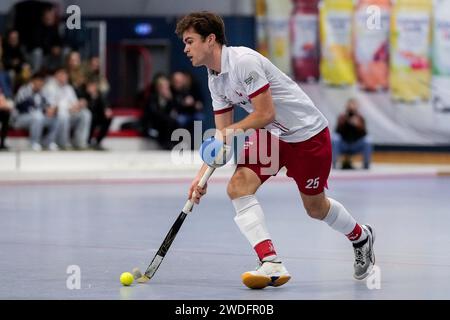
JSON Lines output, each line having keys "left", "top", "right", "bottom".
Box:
{"left": 14, "top": 110, "right": 60, "bottom": 146}
{"left": 332, "top": 134, "right": 373, "bottom": 169}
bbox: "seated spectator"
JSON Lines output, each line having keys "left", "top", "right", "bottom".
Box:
{"left": 43, "top": 67, "right": 91, "bottom": 150}
{"left": 81, "top": 78, "right": 113, "bottom": 150}
{"left": 142, "top": 74, "right": 179, "bottom": 150}
{"left": 46, "top": 45, "right": 64, "bottom": 72}
{"left": 9, "top": 0, "right": 52, "bottom": 53}
{"left": 0, "top": 93, "right": 12, "bottom": 150}
{"left": 0, "top": 56, "right": 13, "bottom": 150}
{"left": 332, "top": 98, "right": 372, "bottom": 169}
{"left": 84, "top": 56, "right": 110, "bottom": 98}
{"left": 28, "top": 6, "right": 63, "bottom": 73}
{"left": 13, "top": 61, "right": 33, "bottom": 94}
{"left": 66, "top": 50, "right": 86, "bottom": 97}
{"left": 13, "top": 72, "right": 59, "bottom": 151}
{"left": 171, "top": 71, "right": 204, "bottom": 132}
{"left": 0, "top": 63, "right": 14, "bottom": 100}
{"left": 2, "top": 30, "right": 26, "bottom": 76}
{"left": 1, "top": 29, "right": 31, "bottom": 92}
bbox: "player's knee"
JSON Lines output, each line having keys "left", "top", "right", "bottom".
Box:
{"left": 303, "top": 201, "right": 328, "bottom": 220}
{"left": 227, "top": 171, "right": 248, "bottom": 199}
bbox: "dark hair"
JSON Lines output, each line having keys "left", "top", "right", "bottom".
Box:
{"left": 175, "top": 11, "right": 227, "bottom": 45}
{"left": 51, "top": 66, "right": 66, "bottom": 75}
{"left": 31, "top": 71, "right": 47, "bottom": 80}
{"left": 85, "top": 76, "right": 99, "bottom": 85}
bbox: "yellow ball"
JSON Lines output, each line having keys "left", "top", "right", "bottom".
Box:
{"left": 120, "top": 272, "right": 134, "bottom": 286}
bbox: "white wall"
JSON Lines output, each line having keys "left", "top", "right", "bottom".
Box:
{"left": 0, "top": 0, "right": 254, "bottom": 15}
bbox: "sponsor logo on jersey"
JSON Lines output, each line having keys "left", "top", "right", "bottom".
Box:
{"left": 244, "top": 71, "right": 259, "bottom": 85}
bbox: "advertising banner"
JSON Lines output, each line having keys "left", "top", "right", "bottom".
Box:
{"left": 290, "top": 0, "right": 320, "bottom": 82}
{"left": 431, "top": 0, "right": 450, "bottom": 113}
{"left": 319, "top": 0, "right": 356, "bottom": 85}
{"left": 390, "top": 0, "right": 432, "bottom": 102}
{"left": 354, "top": 0, "right": 390, "bottom": 91}
{"left": 266, "top": 0, "right": 292, "bottom": 74}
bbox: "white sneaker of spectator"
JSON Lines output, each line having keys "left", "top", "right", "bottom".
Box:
{"left": 31, "top": 143, "right": 42, "bottom": 152}
{"left": 47, "top": 143, "right": 59, "bottom": 151}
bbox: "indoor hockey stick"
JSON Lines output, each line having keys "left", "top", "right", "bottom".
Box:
{"left": 135, "top": 165, "right": 216, "bottom": 283}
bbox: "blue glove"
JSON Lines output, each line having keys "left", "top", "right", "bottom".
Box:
{"left": 199, "top": 137, "right": 233, "bottom": 168}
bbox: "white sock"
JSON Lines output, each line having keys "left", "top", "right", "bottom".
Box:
{"left": 232, "top": 195, "right": 277, "bottom": 260}
{"left": 323, "top": 198, "right": 367, "bottom": 242}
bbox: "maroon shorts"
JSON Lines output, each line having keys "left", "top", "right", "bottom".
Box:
{"left": 237, "top": 127, "right": 332, "bottom": 195}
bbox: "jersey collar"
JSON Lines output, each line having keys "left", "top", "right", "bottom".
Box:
{"left": 208, "top": 45, "right": 229, "bottom": 77}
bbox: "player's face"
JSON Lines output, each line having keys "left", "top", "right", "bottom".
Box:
{"left": 182, "top": 28, "right": 211, "bottom": 67}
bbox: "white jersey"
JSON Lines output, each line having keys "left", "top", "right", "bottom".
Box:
{"left": 208, "top": 46, "right": 328, "bottom": 143}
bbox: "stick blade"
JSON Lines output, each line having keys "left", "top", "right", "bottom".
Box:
{"left": 132, "top": 267, "right": 142, "bottom": 280}
{"left": 136, "top": 275, "right": 150, "bottom": 283}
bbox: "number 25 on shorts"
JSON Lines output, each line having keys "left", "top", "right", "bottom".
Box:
{"left": 306, "top": 177, "right": 320, "bottom": 189}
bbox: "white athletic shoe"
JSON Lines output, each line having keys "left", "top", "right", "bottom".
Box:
{"left": 353, "top": 224, "right": 376, "bottom": 280}
{"left": 47, "top": 142, "right": 59, "bottom": 151}
{"left": 31, "top": 143, "right": 42, "bottom": 152}
{"left": 241, "top": 260, "right": 291, "bottom": 289}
